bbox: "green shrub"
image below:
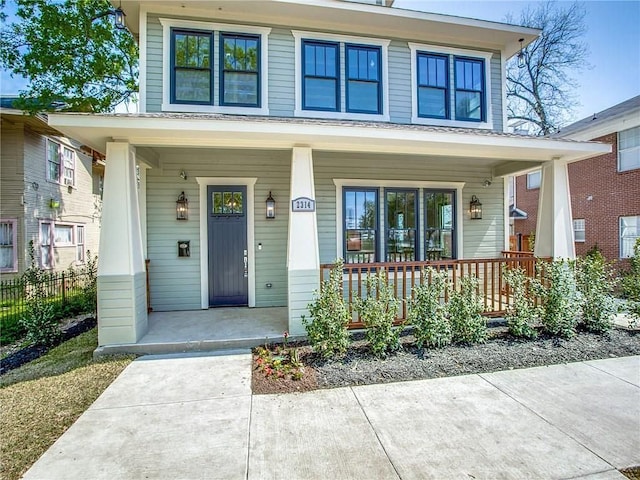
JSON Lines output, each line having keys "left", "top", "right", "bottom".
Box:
{"left": 447, "top": 275, "right": 487, "bottom": 344}
{"left": 407, "top": 268, "right": 451, "bottom": 348}
{"left": 80, "top": 251, "right": 98, "bottom": 315}
{"left": 304, "top": 259, "right": 351, "bottom": 359}
{"left": 354, "top": 269, "right": 403, "bottom": 358}
{"left": 502, "top": 266, "right": 539, "bottom": 339}
{"left": 19, "top": 242, "right": 61, "bottom": 347}
{"left": 575, "top": 253, "right": 618, "bottom": 333}
{"left": 534, "top": 259, "right": 581, "bottom": 338}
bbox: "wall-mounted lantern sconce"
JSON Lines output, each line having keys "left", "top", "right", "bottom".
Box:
{"left": 470, "top": 195, "right": 482, "bottom": 220}
{"left": 92, "top": 5, "right": 127, "bottom": 30}
{"left": 517, "top": 38, "right": 526, "bottom": 68}
{"left": 266, "top": 191, "right": 276, "bottom": 219}
{"left": 179, "top": 170, "right": 187, "bottom": 181}
{"left": 176, "top": 192, "right": 188, "bottom": 220}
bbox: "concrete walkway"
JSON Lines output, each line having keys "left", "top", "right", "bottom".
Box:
{"left": 24, "top": 353, "right": 640, "bottom": 480}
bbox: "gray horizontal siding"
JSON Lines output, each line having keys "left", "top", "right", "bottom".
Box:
{"left": 268, "top": 28, "right": 295, "bottom": 116}
{"left": 146, "top": 148, "right": 290, "bottom": 311}
{"left": 490, "top": 52, "right": 503, "bottom": 131}
{"left": 388, "top": 40, "right": 412, "bottom": 124}
{"left": 146, "top": 14, "right": 163, "bottom": 113}
{"left": 313, "top": 151, "right": 505, "bottom": 264}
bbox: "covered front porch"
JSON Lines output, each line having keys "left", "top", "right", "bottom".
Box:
{"left": 47, "top": 113, "right": 610, "bottom": 351}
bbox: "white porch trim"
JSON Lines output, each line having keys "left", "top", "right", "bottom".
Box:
{"left": 196, "top": 177, "right": 258, "bottom": 309}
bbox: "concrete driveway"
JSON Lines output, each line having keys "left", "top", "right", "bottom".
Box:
{"left": 24, "top": 353, "right": 640, "bottom": 480}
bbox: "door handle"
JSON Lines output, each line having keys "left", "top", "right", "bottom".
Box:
{"left": 243, "top": 250, "right": 248, "bottom": 277}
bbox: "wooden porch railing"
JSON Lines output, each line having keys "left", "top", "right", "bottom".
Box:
{"left": 319, "top": 255, "right": 542, "bottom": 329}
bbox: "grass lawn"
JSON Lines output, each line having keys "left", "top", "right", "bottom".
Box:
{"left": 0, "top": 328, "right": 134, "bottom": 480}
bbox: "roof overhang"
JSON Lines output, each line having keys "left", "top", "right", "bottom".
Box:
{"left": 509, "top": 206, "right": 528, "bottom": 220}
{"left": 1, "top": 108, "right": 60, "bottom": 136}
{"left": 557, "top": 108, "right": 640, "bottom": 141}
{"left": 48, "top": 113, "right": 610, "bottom": 170}
{"left": 115, "top": 0, "right": 539, "bottom": 58}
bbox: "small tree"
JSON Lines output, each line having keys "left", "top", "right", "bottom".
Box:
{"left": 575, "top": 250, "right": 618, "bottom": 333}
{"left": 407, "top": 268, "right": 452, "bottom": 349}
{"left": 622, "top": 238, "right": 640, "bottom": 326}
{"left": 354, "top": 269, "right": 403, "bottom": 358}
{"left": 304, "top": 260, "right": 351, "bottom": 359}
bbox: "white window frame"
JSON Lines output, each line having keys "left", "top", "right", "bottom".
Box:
{"left": 160, "top": 18, "right": 271, "bottom": 115}
{"left": 40, "top": 221, "right": 54, "bottom": 269}
{"left": 292, "top": 30, "right": 390, "bottom": 122}
{"left": 62, "top": 146, "right": 75, "bottom": 186}
{"left": 527, "top": 170, "right": 541, "bottom": 189}
{"left": 618, "top": 126, "right": 640, "bottom": 172}
{"left": 0, "top": 219, "right": 18, "bottom": 273}
{"left": 573, "top": 218, "right": 585, "bottom": 243}
{"left": 76, "top": 225, "right": 85, "bottom": 263}
{"left": 620, "top": 216, "right": 639, "bottom": 259}
{"left": 333, "top": 179, "right": 465, "bottom": 262}
{"left": 408, "top": 43, "right": 493, "bottom": 130}
{"left": 47, "top": 139, "right": 62, "bottom": 183}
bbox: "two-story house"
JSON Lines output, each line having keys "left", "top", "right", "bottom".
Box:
{"left": 1, "top": 97, "right": 103, "bottom": 277}
{"left": 47, "top": 0, "right": 609, "bottom": 350}
{"left": 514, "top": 95, "right": 640, "bottom": 263}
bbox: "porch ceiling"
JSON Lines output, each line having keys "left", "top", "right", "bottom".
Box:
{"left": 48, "top": 113, "right": 610, "bottom": 173}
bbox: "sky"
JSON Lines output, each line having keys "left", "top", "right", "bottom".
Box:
{"left": 393, "top": 0, "right": 640, "bottom": 124}
{"left": 1, "top": 0, "right": 639, "bottom": 125}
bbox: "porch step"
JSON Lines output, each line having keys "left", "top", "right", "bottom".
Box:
{"left": 93, "top": 334, "right": 306, "bottom": 358}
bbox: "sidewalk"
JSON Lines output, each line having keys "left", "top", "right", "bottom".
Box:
{"left": 24, "top": 352, "right": 640, "bottom": 480}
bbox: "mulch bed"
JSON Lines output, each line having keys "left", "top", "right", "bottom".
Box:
{"left": 0, "top": 316, "right": 97, "bottom": 375}
{"left": 252, "top": 327, "right": 640, "bottom": 395}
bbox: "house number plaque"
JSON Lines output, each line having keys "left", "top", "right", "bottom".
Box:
{"left": 291, "top": 197, "right": 315, "bottom": 212}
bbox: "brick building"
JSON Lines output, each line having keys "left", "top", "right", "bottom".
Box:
{"left": 513, "top": 95, "right": 640, "bottom": 261}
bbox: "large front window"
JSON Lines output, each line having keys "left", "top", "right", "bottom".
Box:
{"left": 455, "top": 57, "right": 485, "bottom": 121}
{"left": 346, "top": 44, "right": 381, "bottom": 114}
{"left": 425, "top": 190, "right": 456, "bottom": 260}
{"left": 171, "top": 29, "right": 213, "bottom": 104}
{"left": 344, "top": 188, "right": 378, "bottom": 264}
{"left": 221, "top": 33, "right": 260, "bottom": 107}
{"left": 385, "top": 189, "right": 417, "bottom": 262}
{"left": 302, "top": 40, "right": 339, "bottom": 111}
{"left": 417, "top": 53, "right": 448, "bottom": 119}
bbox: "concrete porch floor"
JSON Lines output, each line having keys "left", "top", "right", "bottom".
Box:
{"left": 95, "top": 307, "right": 289, "bottom": 357}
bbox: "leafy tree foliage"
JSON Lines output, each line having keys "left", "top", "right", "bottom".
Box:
{"left": 506, "top": 1, "right": 589, "bottom": 135}
{"left": 0, "top": 0, "right": 138, "bottom": 112}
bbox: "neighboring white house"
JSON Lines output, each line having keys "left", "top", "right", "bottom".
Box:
{"left": 48, "top": 0, "right": 609, "bottom": 347}
{"left": 1, "top": 97, "right": 103, "bottom": 277}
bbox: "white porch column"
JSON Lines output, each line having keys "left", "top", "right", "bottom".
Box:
{"left": 287, "top": 147, "right": 320, "bottom": 336}
{"left": 97, "top": 142, "right": 148, "bottom": 346}
{"left": 534, "top": 158, "right": 576, "bottom": 259}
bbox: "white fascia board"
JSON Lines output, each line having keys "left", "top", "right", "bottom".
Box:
{"left": 558, "top": 110, "right": 640, "bottom": 141}
{"left": 47, "top": 114, "right": 611, "bottom": 162}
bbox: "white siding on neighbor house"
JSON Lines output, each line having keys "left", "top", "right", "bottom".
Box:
{"left": 143, "top": 14, "right": 504, "bottom": 130}
{"left": 313, "top": 151, "right": 505, "bottom": 264}
{"left": 145, "top": 148, "right": 291, "bottom": 312}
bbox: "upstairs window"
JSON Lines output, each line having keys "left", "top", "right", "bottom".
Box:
{"left": 302, "top": 40, "right": 339, "bottom": 111}
{"left": 454, "top": 57, "right": 485, "bottom": 122}
{"left": 171, "top": 29, "right": 213, "bottom": 105}
{"left": 619, "top": 126, "right": 640, "bottom": 172}
{"left": 417, "top": 53, "right": 448, "bottom": 119}
{"left": 221, "top": 33, "right": 260, "bottom": 107}
{"left": 62, "top": 146, "right": 75, "bottom": 186}
{"left": 47, "top": 140, "right": 61, "bottom": 183}
{"left": 346, "top": 44, "right": 381, "bottom": 114}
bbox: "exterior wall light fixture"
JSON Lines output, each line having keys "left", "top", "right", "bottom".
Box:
{"left": 517, "top": 38, "right": 526, "bottom": 68}
{"left": 176, "top": 192, "right": 188, "bottom": 220}
{"left": 92, "top": 5, "right": 126, "bottom": 30}
{"left": 470, "top": 195, "right": 482, "bottom": 220}
{"left": 266, "top": 191, "right": 276, "bottom": 219}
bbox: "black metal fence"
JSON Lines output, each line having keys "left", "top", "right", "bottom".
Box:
{"left": 0, "top": 270, "right": 94, "bottom": 343}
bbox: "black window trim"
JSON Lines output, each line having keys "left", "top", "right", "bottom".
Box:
{"left": 345, "top": 43, "right": 382, "bottom": 115}
{"left": 302, "top": 39, "right": 340, "bottom": 112}
{"left": 416, "top": 51, "right": 450, "bottom": 120}
{"left": 170, "top": 27, "right": 214, "bottom": 106}
{"left": 384, "top": 187, "right": 419, "bottom": 262}
{"left": 453, "top": 55, "right": 486, "bottom": 123}
{"left": 424, "top": 188, "right": 458, "bottom": 260}
{"left": 343, "top": 186, "right": 380, "bottom": 264}
{"left": 219, "top": 32, "right": 261, "bottom": 108}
